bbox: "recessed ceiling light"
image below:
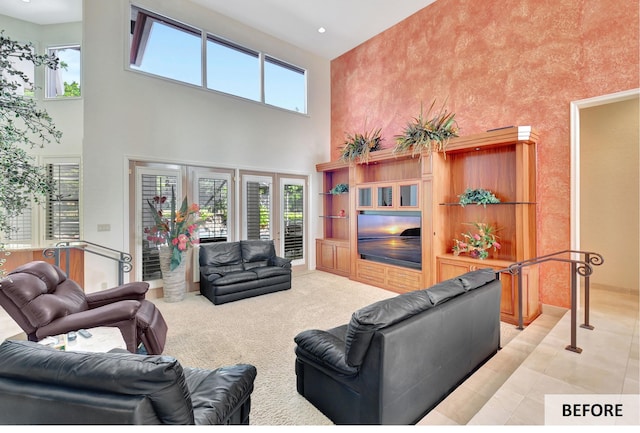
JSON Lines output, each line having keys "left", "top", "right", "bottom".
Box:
{"left": 318, "top": 27, "right": 326, "bottom": 34}
{"left": 21, "top": 0, "right": 31, "bottom": 3}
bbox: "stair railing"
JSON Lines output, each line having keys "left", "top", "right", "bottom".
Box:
{"left": 42, "top": 240, "right": 133, "bottom": 286}
{"left": 499, "top": 250, "right": 604, "bottom": 353}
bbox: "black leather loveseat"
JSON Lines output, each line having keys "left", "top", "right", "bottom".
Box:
{"left": 0, "top": 340, "right": 256, "bottom": 425}
{"left": 199, "top": 240, "right": 292, "bottom": 305}
{"left": 294, "top": 268, "right": 501, "bottom": 425}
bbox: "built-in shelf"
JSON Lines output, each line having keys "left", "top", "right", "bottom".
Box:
{"left": 438, "top": 202, "right": 536, "bottom": 206}
{"left": 319, "top": 192, "right": 348, "bottom": 195}
{"left": 319, "top": 216, "right": 349, "bottom": 219}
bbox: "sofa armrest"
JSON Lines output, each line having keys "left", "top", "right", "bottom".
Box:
{"left": 85, "top": 282, "right": 149, "bottom": 309}
{"left": 294, "top": 330, "right": 357, "bottom": 376}
{"left": 271, "top": 256, "right": 292, "bottom": 268}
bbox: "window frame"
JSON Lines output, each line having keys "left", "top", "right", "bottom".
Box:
{"left": 128, "top": 5, "right": 308, "bottom": 114}
{"left": 0, "top": 156, "right": 82, "bottom": 247}
{"left": 45, "top": 44, "right": 82, "bottom": 99}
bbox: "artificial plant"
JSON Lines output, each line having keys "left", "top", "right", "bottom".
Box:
{"left": 0, "top": 31, "right": 62, "bottom": 273}
{"left": 394, "top": 99, "right": 459, "bottom": 158}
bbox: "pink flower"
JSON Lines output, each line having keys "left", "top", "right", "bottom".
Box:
{"left": 493, "top": 242, "right": 501, "bottom": 249}
{"left": 473, "top": 234, "right": 481, "bottom": 241}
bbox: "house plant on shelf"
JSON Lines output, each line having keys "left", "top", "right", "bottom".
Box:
{"left": 393, "top": 99, "right": 459, "bottom": 159}
{"left": 145, "top": 187, "right": 203, "bottom": 302}
{"left": 458, "top": 188, "right": 501, "bottom": 207}
{"left": 451, "top": 222, "right": 501, "bottom": 260}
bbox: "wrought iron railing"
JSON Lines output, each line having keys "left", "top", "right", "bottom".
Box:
{"left": 42, "top": 240, "right": 133, "bottom": 286}
{"left": 499, "top": 250, "right": 604, "bottom": 353}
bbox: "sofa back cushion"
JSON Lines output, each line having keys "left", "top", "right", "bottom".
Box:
{"left": 457, "top": 268, "right": 497, "bottom": 291}
{"left": 2, "top": 261, "right": 88, "bottom": 329}
{"left": 0, "top": 340, "right": 194, "bottom": 424}
{"left": 199, "top": 242, "right": 243, "bottom": 267}
{"left": 344, "top": 290, "right": 434, "bottom": 367}
{"left": 240, "top": 240, "right": 275, "bottom": 268}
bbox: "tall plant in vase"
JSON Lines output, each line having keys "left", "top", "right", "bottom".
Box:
{"left": 145, "top": 186, "right": 203, "bottom": 301}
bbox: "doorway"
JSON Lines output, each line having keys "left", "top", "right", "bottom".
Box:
{"left": 571, "top": 88, "right": 639, "bottom": 292}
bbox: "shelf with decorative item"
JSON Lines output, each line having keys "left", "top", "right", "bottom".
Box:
{"left": 319, "top": 215, "right": 348, "bottom": 219}
{"left": 439, "top": 201, "right": 536, "bottom": 206}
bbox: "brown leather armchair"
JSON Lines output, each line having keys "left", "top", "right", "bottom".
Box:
{"left": 0, "top": 261, "right": 168, "bottom": 355}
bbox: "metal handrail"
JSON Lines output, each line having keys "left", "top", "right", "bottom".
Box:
{"left": 42, "top": 240, "right": 133, "bottom": 286}
{"left": 499, "top": 250, "right": 604, "bottom": 353}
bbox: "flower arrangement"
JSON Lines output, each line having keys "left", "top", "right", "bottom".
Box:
{"left": 451, "top": 222, "right": 501, "bottom": 260}
{"left": 145, "top": 186, "right": 203, "bottom": 270}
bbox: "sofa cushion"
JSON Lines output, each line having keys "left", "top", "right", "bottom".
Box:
{"left": 199, "top": 242, "right": 242, "bottom": 267}
{"left": 457, "top": 268, "right": 496, "bottom": 291}
{"left": 212, "top": 271, "right": 258, "bottom": 286}
{"left": 240, "top": 240, "right": 275, "bottom": 264}
{"left": 252, "top": 266, "right": 291, "bottom": 279}
{"left": 244, "top": 260, "right": 269, "bottom": 270}
{"left": 200, "top": 264, "right": 245, "bottom": 280}
{"left": 426, "top": 279, "right": 466, "bottom": 306}
{"left": 0, "top": 340, "right": 194, "bottom": 424}
{"left": 344, "top": 290, "right": 433, "bottom": 367}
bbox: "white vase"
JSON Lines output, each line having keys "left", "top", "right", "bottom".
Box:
{"left": 158, "top": 245, "right": 186, "bottom": 302}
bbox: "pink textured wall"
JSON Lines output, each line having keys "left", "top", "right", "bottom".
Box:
{"left": 331, "top": 0, "right": 639, "bottom": 307}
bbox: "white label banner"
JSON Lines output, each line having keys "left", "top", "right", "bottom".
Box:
{"left": 545, "top": 394, "right": 639, "bottom": 425}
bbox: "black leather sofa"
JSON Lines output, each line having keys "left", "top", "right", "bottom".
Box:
{"left": 0, "top": 340, "right": 256, "bottom": 425}
{"left": 199, "top": 240, "right": 292, "bottom": 305}
{"left": 294, "top": 268, "right": 502, "bottom": 425}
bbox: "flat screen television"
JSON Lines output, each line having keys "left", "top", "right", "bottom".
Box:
{"left": 357, "top": 211, "right": 421, "bottom": 270}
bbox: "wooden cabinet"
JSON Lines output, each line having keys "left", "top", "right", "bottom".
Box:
{"left": 356, "top": 181, "right": 420, "bottom": 210}
{"left": 355, "top": 259, "right": 422, "bottom": 293}
{"left": 316, "top": 127, "right": 540, "bottom": 326}
{"left": 437, "top": 254, "right": 540, "bottom": 325}
{"left": 316, "top": 239, "right": 350, "bottom": 277}
{"left": 432, "top": 126, "right": 540, "bottom": 325}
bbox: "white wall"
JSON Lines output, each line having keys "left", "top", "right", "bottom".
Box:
{"left": 82, "top": 0, "right": 330, "bottom": 288}
{"left": 0, "top": 16, "right": 83, "bottom": 158}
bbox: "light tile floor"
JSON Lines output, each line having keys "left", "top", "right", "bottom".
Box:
{"left": 418, "top": 284, "right": 639, "bottom": 426}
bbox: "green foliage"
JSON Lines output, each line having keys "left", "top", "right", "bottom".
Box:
{"left": 339, "top": 127, "right": 383, "bottom": 164}
{"left": 64, "top": 81, "right": 81, "bottom": 97}
{"left": 329, "top": 183, "right": 349, "bottom": 194}
{"left": 394, "top": 99, "right": 459, "bottom": 158}
{"left": 458, "top": 188, "right": 501, "bottom": 207}
{"left": 1, "top": 32, "right": 61, "bottom": 250}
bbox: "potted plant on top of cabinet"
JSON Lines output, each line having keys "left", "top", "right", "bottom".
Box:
{"left": 394, "top": 99, "right": 459, "bottom": 159}
{"left": 339, "top": 126, "right": 383, "bottom": 164}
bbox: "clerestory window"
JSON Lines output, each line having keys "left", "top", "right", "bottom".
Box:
{"left": 129, "top": 5, "right": 307, "bottom": 114}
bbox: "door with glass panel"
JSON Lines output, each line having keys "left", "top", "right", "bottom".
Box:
{"left": 191, "top": 168, "right": 234, "bottom": 243}
{"left": 134, "top": 167, "right": 181, "bottom": 285}
{"left": 241, "top": 172, "right": 307, "bottom": 266}
{"left": 280, "top": 177, "right": 306, "bottom": 266}
{"left": 241, "top": 174, "right": 273, "bottom": 241}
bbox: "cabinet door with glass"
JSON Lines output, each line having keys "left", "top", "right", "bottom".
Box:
{"left": 376, "top": 184, "right": 394, "bottom": 208}
{"left": 356, "top": 186, "right": 373, "bottom": 209}
{"left": 398, "top": 182, "right": 419, "bottom": 208}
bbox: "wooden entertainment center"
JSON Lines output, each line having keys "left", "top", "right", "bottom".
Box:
{"left": 316, "top": 126, "right": 540, "bottom": 325}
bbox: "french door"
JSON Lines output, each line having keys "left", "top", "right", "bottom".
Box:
{"left": 130, "top": 163, "right": 307, "bottom": 284}
{"left": 240, "top": 172, "right": 307, "bottom": 267}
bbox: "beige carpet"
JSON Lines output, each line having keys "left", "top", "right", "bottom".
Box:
{"left": 152, "top": 270, "right": 520, "bottom": 426}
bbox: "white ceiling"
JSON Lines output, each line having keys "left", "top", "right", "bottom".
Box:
{"left": 0, "top": 0, "right": 436, "bottom": 59}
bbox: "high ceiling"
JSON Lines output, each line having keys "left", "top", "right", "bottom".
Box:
{"left": 0, "top": 0, "right": 436, "bottom": 59}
